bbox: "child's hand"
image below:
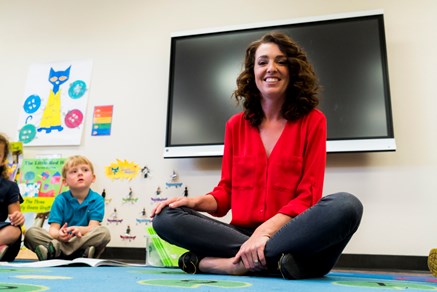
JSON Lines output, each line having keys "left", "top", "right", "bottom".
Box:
{"left": 58, "top": 223, "right": 76, "bottom": 241}
{"left": 9, "top": 211, "right": 25, "bottom": 226}
{"left": 9, "top": 211, "right": 25, "bottom": 227}
{"left": 66, "top": 226, "right": 83, "bottom": 239}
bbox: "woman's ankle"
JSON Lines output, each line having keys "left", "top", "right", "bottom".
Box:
{"left": 199, "top": 257, "right": 248, "bottom": 275}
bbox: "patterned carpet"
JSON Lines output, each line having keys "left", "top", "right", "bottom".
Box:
{"left": 1, "top": 262, "right": 437, "bottom": 291}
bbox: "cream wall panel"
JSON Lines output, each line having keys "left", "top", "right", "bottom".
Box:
{"left": 1, "top": 0, "right": 436, "bottom": 255}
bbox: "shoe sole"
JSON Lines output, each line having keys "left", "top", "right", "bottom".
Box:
{"left": 87, "top": 246, "right": 95, "bottom": 258}
{"left": 35, "top": 246, "right": 48, "bottom": 261}
{"left": 278, "top": 254, "right": 290, "bottom": 279}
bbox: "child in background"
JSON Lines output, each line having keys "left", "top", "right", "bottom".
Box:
{"left": 24, "top": 155, "right": 110, "bottom": 260}
{"left": 0, "top": 134, "right": 25, "bottom": 261}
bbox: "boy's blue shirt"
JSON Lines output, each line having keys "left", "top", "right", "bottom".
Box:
{"left": 48, "top": 189, "right": 104, "bottom": 226}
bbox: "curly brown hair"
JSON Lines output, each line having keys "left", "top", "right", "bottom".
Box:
{"left": 233, "top": 32, "right": 320, "bottom": 127}
{"left": 0, "top": 133, "right": 10, "bottom": 179}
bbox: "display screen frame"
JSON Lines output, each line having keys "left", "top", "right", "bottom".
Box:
{"left": 164, "top": 10, "right": 396, "bottom": 158}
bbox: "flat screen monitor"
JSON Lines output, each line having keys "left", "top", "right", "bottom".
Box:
{"left": 164, "top": 10, "right": 396, "bottom": 158}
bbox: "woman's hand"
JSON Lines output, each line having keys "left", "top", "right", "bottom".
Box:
{"left": 150, "top": 197, "right": 193, "bottom": 218}
{"left": 232, "top": 213, "right": 292, "bottom": 271}
{"left": 150, "top": 194, "right": 218, "bottom": 218}
{"left": 233, "top": 234, "right": 270, "bottom": 272}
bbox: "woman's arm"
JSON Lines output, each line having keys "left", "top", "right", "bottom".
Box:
{"left": 151, "top": 194, "right": 218, "bottom": 217}
{"left": 253, "top": 213, "right": 293, "bottom": 239}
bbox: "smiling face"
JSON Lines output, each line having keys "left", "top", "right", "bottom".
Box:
{"left": 254, "top": 42, "right": 290, "bottom": 101}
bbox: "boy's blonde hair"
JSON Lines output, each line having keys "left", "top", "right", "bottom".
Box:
{"left": 62, "top": 155, "right": 95, "bottom": 179}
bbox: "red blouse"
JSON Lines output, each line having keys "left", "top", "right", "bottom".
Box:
{"left": 208, "top": 109, "right": 327, "bottom": 228}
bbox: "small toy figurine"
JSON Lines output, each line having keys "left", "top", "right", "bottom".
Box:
{"left": 141, "top": 166, "right": 150, "bottom": 178}
{"left": 107, "top": 208, "right": 123, "bottom": 225}
{"left": 102, "top": 189, "right": 111, "bottom": 204}
{"left": 135, "top": 208, "right": 151, "bottom": 224}
{"left": 183, "top": 186, "right": 188, "bottom": 197}
{"left": 165, "top": 171, "right": 183, "bottom": 188}
{"left": 120, "top": 225, "right": 136, "bottom": 241}
{"left": 156, "top": 186, "right": 161, "bottom": 195}
{"left": 122, "top": 187, "right": 138, "bottom": 204}
{"left": 171, "top": 170, "right": 178, "bottom": 182}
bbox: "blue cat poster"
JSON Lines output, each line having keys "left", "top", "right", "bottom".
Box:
{"left": 17, "top": 60, "right": 93, "bottom": 146}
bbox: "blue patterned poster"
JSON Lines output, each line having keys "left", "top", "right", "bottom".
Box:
{"left": 17, "top": 60, "right": 93, "bottom": 146}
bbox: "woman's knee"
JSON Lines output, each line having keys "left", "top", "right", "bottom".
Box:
{"left": 329, "top": 192, "right": 363, "bottom": 225}
{"left": 152, "top": 206, "right": 175, "bottom": 233}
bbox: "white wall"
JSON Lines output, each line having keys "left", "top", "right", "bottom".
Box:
{"left": 1, "top": 0, "right": 436, "bottom": 256}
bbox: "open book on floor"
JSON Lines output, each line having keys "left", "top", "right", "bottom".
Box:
{"left": 0, "top": 258, "right": 146, "bottom": 268}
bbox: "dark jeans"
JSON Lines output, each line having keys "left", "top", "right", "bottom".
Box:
{"left": 152, "top": 192, "right": 363, "bottom": 278}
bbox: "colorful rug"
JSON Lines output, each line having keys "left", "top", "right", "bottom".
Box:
{"left": 1, "top": 264, "right": 436, "bottom": 291}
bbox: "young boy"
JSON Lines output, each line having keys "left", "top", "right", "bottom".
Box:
{"left": 0, "top": 133, "right": 25, "bottom": 262}
{"left": 24, "top": 155, "right": 111, "bottom": 260}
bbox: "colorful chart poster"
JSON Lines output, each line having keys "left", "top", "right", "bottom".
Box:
{"left": 18, "top": 158, "right": 69, "bottom": 212}
{"left": 92, "top": 105, "right": 113, "bottom": 136}
{"left": 17, "top": 60, "right": 93, "bottom": 146}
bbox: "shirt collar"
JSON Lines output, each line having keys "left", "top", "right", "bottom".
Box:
{"left": 67, "top": 189, "right": 93, "bottom": 204}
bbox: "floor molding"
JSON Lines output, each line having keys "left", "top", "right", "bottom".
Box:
{"left": 102, "top": 247, "right": 146, "bottom": 263}
{"left": 102, "top": 248, "right": 429, "bottom": 271}
{"left": 335, "top": 254, "right": 428, "bottom": 271}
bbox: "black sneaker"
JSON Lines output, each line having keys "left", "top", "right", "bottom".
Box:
{"left": 278, "top": 253, "right": 303, "bottom": 280}
{"left": 178, "top": 252, "right": 200, "bottom": 274}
